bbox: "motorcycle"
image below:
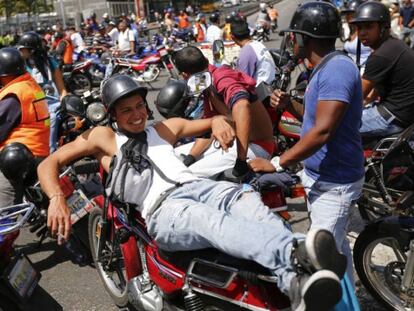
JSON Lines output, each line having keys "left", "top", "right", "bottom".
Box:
{"left": 107, "top": 45, "right": 179, "bottom": 85}
{"left": 88, "top": 170, "right": 305, "bottom": 310}
{"left": 253, "top": 23, "right": 270, "bottom": 42}
{"left": 62, "top": 60, "right": 93, "bottom": 96}
{"left": 0, "top": 202, "right": 41, "bottom": 310}
{"left": 354, "top": 124, "right": 414, "bottom": 310}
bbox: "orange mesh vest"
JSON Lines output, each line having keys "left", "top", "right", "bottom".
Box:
{"left": 178, "top": 15, "right": 190, "bottom": 29}
{"left": 62, "top": 39, "right": 74, "bottom": 65}
{"left": 0, "top": 72, "right": 50, "bottom": 157}
{"left": 195, "top": 23, "right": 206, "bottom": 42}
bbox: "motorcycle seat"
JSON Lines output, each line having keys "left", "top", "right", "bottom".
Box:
{"left": 158, "top": 247, "right": 271, "bottom": 276}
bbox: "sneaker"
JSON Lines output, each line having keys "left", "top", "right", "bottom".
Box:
{"left": 289, "top": 270, "right": 342, "bottom": 311}
{"left": 294, "top": 229, "right": 347, "bottom": 279}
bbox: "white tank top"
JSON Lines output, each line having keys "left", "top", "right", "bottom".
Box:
{"left": 115, "top": 126, "right": 200, "bottom": 219}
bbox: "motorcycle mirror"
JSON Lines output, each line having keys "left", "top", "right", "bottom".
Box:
{"left": 212, "top": 40, "right": 225, "bottom": 63}
{"left": 294, "top": 80, "right": 308, "bottom": 92}
{"left": 187, "top": 71, "right": 212, "bottom": 96}
{"left": 62, "top": 94, "right": 85, "bottom": 117}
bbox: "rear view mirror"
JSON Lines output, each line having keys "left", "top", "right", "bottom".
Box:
{"left": 62, "top": 94, "right": 85, "bottom": 117}
{"left": 187, "top": 71, "right": 212, "bottom": 96}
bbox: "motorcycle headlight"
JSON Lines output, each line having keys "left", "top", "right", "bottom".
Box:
{"left": 86, "top": 102, "right": 107, "bottom": 123}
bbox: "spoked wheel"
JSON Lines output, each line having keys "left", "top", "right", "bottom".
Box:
{"left": 354, "top": 225, "right": 414, "bottom": 310}
{"left": 88, "top": 207, "right": 129, "bottom": 307}
{"left": 69, "top": 73, "right": 92, "bottom": 96}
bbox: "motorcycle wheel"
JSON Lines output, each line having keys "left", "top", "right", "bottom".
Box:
{"left": 88, "top": 207, "right": 129, "bottom": 308}
{"left": 68, "top": 73, "right": 92, "bottom": 96}
{"left": 354, "top": 225, "right": 414, "bottom": 310}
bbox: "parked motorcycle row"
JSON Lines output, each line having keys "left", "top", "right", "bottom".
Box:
{"left": 1, "top": 32, "right": 414, "bottom": 311}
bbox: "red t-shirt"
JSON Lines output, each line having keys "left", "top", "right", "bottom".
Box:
{"left": 203, "top": 64, "right": 257, "bottom": 118}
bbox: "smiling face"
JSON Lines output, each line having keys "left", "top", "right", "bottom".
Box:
{"left": 356, "top": 22, "right": 382, "bottom": 48}
{"left": 112, "top": 93, "right": 147, "bottom": 133}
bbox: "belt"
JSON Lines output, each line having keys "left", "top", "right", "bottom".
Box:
{"left": 376, "top": 105, "right": 407, "bottom": 128}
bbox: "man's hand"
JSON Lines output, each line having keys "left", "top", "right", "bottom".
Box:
{"left": 270, "top": 89, "right": 290, "bottom": 110}
{"left": 211, "top": 116, "right": 235, "bottom": 151}
{"left": 47, "top": 196, "right": 71, "bottom": 245}
{"left": 249, "top": 158, "right": 276, "bottom": 173}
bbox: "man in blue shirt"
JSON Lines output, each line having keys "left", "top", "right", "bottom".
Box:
{"left": 250, "top": 1, "right": 364, "bottom": 287}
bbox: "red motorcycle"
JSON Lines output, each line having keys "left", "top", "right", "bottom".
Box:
{"left": 62, "top": 59, "right": 93, "bottom": 96}
{"left": 87, "top": 174, "right": 305, "bottom": 310}
{"left": 108, "top": 45, "right": 179, "bottom": 87}
{"left": 0, "top": 202, "right": 41, "bottom": 310}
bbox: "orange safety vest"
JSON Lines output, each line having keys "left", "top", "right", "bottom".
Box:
{"left": 195, "top": 23, "right": 206, "bottom": 42}
{"left": 178, "top": 15, "right": 190, "bottom": 29}
{"left": 62, "top": 38, "right": 74, "bottom": 65}
{"left": 0, "top": 72, "right": 50, "bottom": 157}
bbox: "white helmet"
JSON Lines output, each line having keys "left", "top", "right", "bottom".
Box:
{"left": 259, "top": 2, "right": 267, "bottom": 11}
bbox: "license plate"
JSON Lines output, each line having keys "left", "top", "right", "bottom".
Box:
{"left": 159, "top": 49, "right": 168, "bottom": 57}
{"left": 67, "top": 190, "right": 91, "bottom": 225}
{"left": 6, "top": 254, "right": 40, "bottom": 300}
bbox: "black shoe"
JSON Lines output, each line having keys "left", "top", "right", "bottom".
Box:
{"left": 293, "top": 229, "right": 347, "bottom": 279}
{"left": 289, "top": 270, "right": 342, "bottom": 311}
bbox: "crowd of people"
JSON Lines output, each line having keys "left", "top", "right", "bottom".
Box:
{"left": 1, "top": 0, "right": 414, "bottom": 310}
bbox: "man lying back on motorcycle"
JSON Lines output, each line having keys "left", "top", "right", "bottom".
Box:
{"left": 351, "top": 1, "right": 414, "bottom": 138}
{"left": 38, "top": 74, "right": 346, "bottom": 311}
{"left": 164, "top": 46, "right": 274, "bottom": 181}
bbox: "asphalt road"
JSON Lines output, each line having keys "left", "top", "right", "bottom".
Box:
{"left": 16, "top": 0, "right": 385, "bottom": 310}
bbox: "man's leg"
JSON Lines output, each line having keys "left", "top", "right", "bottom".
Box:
{"left": 147, "top": 181, "right": 345, "bottom": 294}
{"left": 180, "top": 143, "right": 269, "bottom": 178}
{"left": 301, "top": 171, "right": 364, "bottom": 286}
{"left": 0, "top": 171, "right": 23, "bottom": 208}
{"left": 360, "top": 104, "right": 404, "bottom": 137}
{"left": 47, "top": 99, "right": 61, "bottom": 153}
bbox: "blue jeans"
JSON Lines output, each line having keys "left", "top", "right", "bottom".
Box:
{"left": 360, "top": 104, "right": 404, "bottom": 137}
{"left": 301, "top": 171, "right": 364, "bottom": 287}
{"left": 47, "top": 97, "right": 61, "bottom": 153}
{"left": 147, "top": 179, "right": 304, "bottom": 294}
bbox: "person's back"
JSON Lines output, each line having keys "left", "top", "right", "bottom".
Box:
{"left": 363, "top": 37, "right": 414, "bottom": 127}
{"left": 303, "top": 54, "right": 364, "bottom": 183}
{"left": 238, "top": 40, "right": 275, "bottom": 85}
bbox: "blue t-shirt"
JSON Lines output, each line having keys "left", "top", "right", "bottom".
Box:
{"left": 302, "top": 54, "right": 364, "bottom": 184}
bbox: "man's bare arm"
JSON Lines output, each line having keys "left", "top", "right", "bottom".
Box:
{"left": 188, "top": 138, "right": 213, "bottom": 158}
{"left": 362, "top": 78, "right": 375, "bottom": 105}
{"left": 37, "top": 126, "right": 113, "bottom": 243}
{"left": 231, "top": 99, "right": 251, "bottom": 161}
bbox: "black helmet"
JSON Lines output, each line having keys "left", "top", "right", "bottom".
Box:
{"left": 156, "top": 80, "right": 189, "bottom": 119}
{"left": 283, "top": 1, "right": 341, "bottom": 39}
{"left": 0, "top": 48, "right": 26, "bottom": 77}
{"left": 101, "top": 75, "right": 148, "bottom": 112}
{"left": 0, "top": 142, "right": 36, "bottom": 182}
{"left": 350, "top": 1, "right": 390, "bottom": 26}
{"left": 98, "top": 24, "right": 106, "bottom": 31}
{"left": 225, "top": 15, "right": 232, "bottom": 23}
{"left": 209, "top": 13, "right": 220, "bottom": 24}
{"left": 341, "top": 0, "right": 362, "bottom": 14}
{"left": 17, "top": 31, "right": 43, "bottom": 50}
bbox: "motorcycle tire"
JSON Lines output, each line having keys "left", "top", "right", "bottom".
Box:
{"left": 354, "top": 224, "right": 413, "bottom": 310}
{"left": 68, "top": 73, "right": 93, "bottom": 96}
{"left": 88, "top": 207, "right": 130, "bottom": 308}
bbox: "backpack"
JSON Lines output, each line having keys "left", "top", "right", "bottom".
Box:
{"left": 105, "top": 131, "right": 179, "bottom": 215}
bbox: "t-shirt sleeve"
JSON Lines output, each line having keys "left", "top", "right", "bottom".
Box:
{"left": 237, "top": 45, "right": 257, "bottom": 79}
{"left": 0, "top": 96, "right": 22, "bottom": 143}
{"left": 318, "top": 57, "right": 359, "bottom": 104}
{"left": 363, "top": 54, "right": 394, "bottom": 83}
{"left": 128, "top": 29, "right": 135, "bottom": 41}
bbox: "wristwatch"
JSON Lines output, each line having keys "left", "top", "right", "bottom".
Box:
{"left": 270, "top": 156, "right": 285, "bottom": 173}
